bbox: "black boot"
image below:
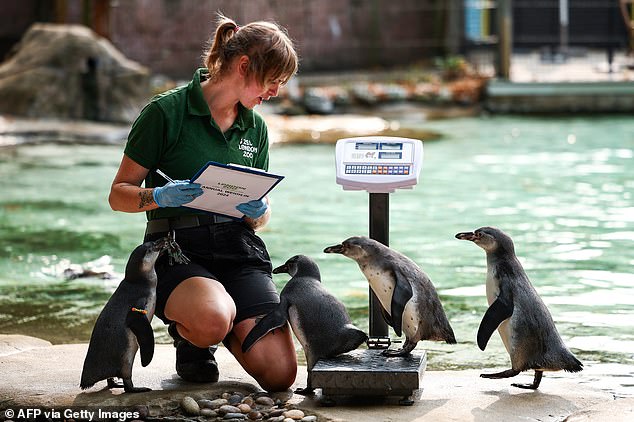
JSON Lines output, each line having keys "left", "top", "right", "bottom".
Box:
{"left": 168, "top": 323, "right": 219, "bottom": 383}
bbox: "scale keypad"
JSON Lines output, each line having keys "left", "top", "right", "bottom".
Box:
{"left": 345, "top": 165, "right": 410, "bottom": 175}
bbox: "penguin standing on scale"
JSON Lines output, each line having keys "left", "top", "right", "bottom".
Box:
{"left": 456, "top": 227, "right": 583, "bottom": 389}
{"left": 324, "top": 236, "right": 456, "bottom": 356}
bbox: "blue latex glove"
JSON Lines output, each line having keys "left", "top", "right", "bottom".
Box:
{"left": 236, "top": 199, "right": 268, "bottom": 219}
{"left": 153, "top": 180, "right": 203, "bottom": 208}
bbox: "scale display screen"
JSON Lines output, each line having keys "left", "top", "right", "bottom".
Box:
{"left": 335, "top": 136, "right": 423, "bottom": 193}
{"left": 379, "top": 151, "right": 402, "bottom": 159}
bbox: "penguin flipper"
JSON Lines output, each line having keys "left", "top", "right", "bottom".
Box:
{"left": 390, "top": 267, "right": 414, "bottom": 337}
{"left": 379, "top": 306, "right": 394, "bottom": 328}
{"left": 242, "top": 305, "right": 288, "bottom": 353}
{"left": 477, "top": 297, "right": 513, "bottom": 351}
{"left": 126, "top": 310, "right": 154, "bottom": 367}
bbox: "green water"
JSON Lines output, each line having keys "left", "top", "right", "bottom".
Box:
{"left": 1, "top": 115, "right": 633, "bottom": 393}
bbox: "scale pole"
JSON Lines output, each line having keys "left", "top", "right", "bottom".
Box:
{"left": 369, "top": 192, "right": 390, "bottom": 338}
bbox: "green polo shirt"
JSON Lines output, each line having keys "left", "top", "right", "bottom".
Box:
{"left": 124, "top": 68, "right": 270, "bottom": 221}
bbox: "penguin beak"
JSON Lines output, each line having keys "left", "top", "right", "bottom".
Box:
{"left": 323, "top": 244, "right": 344, "bottom": 254}
{"left": 272, "top": 263, "right": 289, "bottom": 274}
{"left": 151, "top": 238, "right": 170, "bottom": 253}
{"left": 455, "top": 231, "right": 477, "bottom": 241}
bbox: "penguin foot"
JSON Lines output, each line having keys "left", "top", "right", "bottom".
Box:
{"left": 123, "top": 378, "right": 151, "bottom": 393}
{"left": 106, "top": 378, "right": 124, "bottom": 389}
{"left": 382, "top": 349, "right": 408, "bottom": 357}
{"left": 511, "top": 370, "right": 543, "bottom": 390}
{"left": 294, "top": 387, "right": 315, "bottom": 396}
{"left": 382, "top": 340, "right": 416, "bottom": 357}
{"left": 480, "top": 368, "right": 520, "bottom": 379}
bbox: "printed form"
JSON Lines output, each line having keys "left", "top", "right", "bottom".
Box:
{"left": 185, "top": 162, "right": 284, "bottom": 218}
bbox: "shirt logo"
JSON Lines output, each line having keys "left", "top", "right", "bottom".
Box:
{"left": 239, "top": 138, "right": 258, "bottom": 159}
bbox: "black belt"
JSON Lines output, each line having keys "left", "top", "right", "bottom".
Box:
{"left": 145, "top": 214, "right": 234, "bottom": 235}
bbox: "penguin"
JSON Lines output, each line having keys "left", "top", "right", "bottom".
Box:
{"left": 324, "top": 237, "right": 456, "bottom": 356}
{"left": 455, "top": 226, "right": 583, "bottom": 389}
{"left": 242, "top": 254, "right": 368, "bottom": 395}
{"left": 80, "top": 237, "right": 168, "bottom": 393}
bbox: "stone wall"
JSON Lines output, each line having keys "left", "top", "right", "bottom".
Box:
{"left": 1, "top": 0, "right": 453, "bottom": 79}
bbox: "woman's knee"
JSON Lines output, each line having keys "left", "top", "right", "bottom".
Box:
{"left": 239, "top": 325, "right": 298, "bottom": 391}
{"left": 177, "top": 311, "right": 233, "bottom": 347}
{"left": 165, "top": 277, "right": 236, "bottom": 347}
{"left": 251, "top": 352, "right": 297, "bottom": 391}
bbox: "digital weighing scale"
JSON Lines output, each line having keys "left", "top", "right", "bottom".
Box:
{"left": 311, "top": 136, "right": 426, "bottom": 405}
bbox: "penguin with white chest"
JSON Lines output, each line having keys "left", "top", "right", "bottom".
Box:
{"left": 456, "top": 226, "right": 583, "bottom": 389}
{"left": 80, "top": 237, "right": 169, "bottom": 393}
{"left": 242, "top": 254, "right": 367, "bottom": 395}
{"left": 324, "top": 236, "right": 456, "bottom": 356}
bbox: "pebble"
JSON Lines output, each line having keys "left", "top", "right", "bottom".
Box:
{"left": 180, "top": 396, "right": 200, "bottom": 416}
{"left": 224, "top": 413, "right": 246, "bottom": 420}
{"left": 242, "top": 396, "right": 255, "bottom": 407}
{"left": 209, "top": 398, "right": 229, "bottom": 408}
{"left": 218, "top": 405, "right": 242, "bottom": 415}
{"left": 282, "top": 418, "right": 295, "bottom": 422}
{"left": 301, "top": 417, "right": 317, "bottom": 422}
{"left": 283, "top": 409, "right": 305, "bottom": 420}
{"left": 247, "top": 410, "right": 262, "bottom": 420}
{"left": 133, "top": 405, "right": 149, "bottom": 419}
{"left": 267, "top": 417, "right": 285, "bottom": 422}
{"left": 268, "top": 409, "right": 285, "bottom": 417}
{"left": 229, "top": 393, "right": 244, "bottom": 404}
{"left": 255, "top": 396, "right": 275, "bottom": 406}
{"left": 200, "top": 408, "right": 217, "bottom": 417}
{"left": 237, "top": 403, "right": 252, "bottom": 413}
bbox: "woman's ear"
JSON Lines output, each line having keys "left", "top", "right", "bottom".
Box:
{"left": 237, "top": 55, "right": 250, "bottom": 77}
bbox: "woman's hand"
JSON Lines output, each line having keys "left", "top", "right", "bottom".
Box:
{"left": 153, "top": 181, "right": 203, "bottom": 208}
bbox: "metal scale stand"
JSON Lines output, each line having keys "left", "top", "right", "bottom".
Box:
{"left": 310, "top": 137, "right": 427, "bottom": 405}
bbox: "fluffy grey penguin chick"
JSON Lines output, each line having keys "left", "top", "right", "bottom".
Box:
{"left": 456, "top": 226, "right": 583, "bottom": 389}
{"left": 324, "top": 236, "right": 456, "bottom": 356}
{"left": 242, "top": 254, "right": 368, "bottom": 395}
{"left": 80, "top": 237, "right": 168, "bottom": 393}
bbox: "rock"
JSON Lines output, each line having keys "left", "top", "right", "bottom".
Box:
{"left": 228, "top": 393, "right": 244, "bottom": 405}
{"left": 241, "top": 396, "right": 255, "bottom": 407}
{"left": 208, "top": 398, "right": 229, "bottom": 408}
{"left": 268, "top": 409, "right": 285, "bottom": 417}
{"left": 303, "top": 87, "right": 335, "bottom": 114}
{"left": 218, "top": 405, "right": 242, "bottom": 415}
{"left": 270, "top": 389, "right": 294, "bottom": 403}
{"left": 237, "top": 403, "right": 252, "bottom": 413}
{"left": 283, "top": 409, "right": 304, "bottom": 420}
{"left": 265, "top": 112, "right": 442, "bottom": 145}
{"left": 255, "top": 396, "right": 275, "bottom": 407}
{"left": 0, "top": 23, "right": 150, "bottom": 123}
{"left": 224, "top": 413, "right": 246, "bottom": 420}
{"left": 247, "top": 410, "right": 262, "bottom": 420}
{"left": 132, "top": 405, "right": 149, "bottom": 419}
{"left": 200, "top": 409, "right": 217, "bottom": 417}
{"left": 180, "top": 396, "right": 200, "bottom": 416}
{"left": 301, "top": 416, "right": 317, "bottom": 422}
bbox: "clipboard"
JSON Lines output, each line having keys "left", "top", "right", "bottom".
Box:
{"left": 184, "top": 162, "right": 284, "bottom": 219}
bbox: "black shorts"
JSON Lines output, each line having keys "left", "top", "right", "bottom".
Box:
{"left": 144, "top": 221, "right": 279, "bottom": 325}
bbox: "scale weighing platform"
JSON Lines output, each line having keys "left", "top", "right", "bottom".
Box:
{"left": 311, "top": 136, "right": 426, "bottom": 405}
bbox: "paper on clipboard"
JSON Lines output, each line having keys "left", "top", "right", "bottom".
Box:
{"left": 185, "top": 162, "right": 284, "bottom": 218}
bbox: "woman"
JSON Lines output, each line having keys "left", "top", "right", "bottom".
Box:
{"left": 108, "top": 14, "right": 298, "bottom": 392}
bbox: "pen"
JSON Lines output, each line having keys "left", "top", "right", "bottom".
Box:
{"left": 155, "top": 169, "right": 175, "bottom": 183}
